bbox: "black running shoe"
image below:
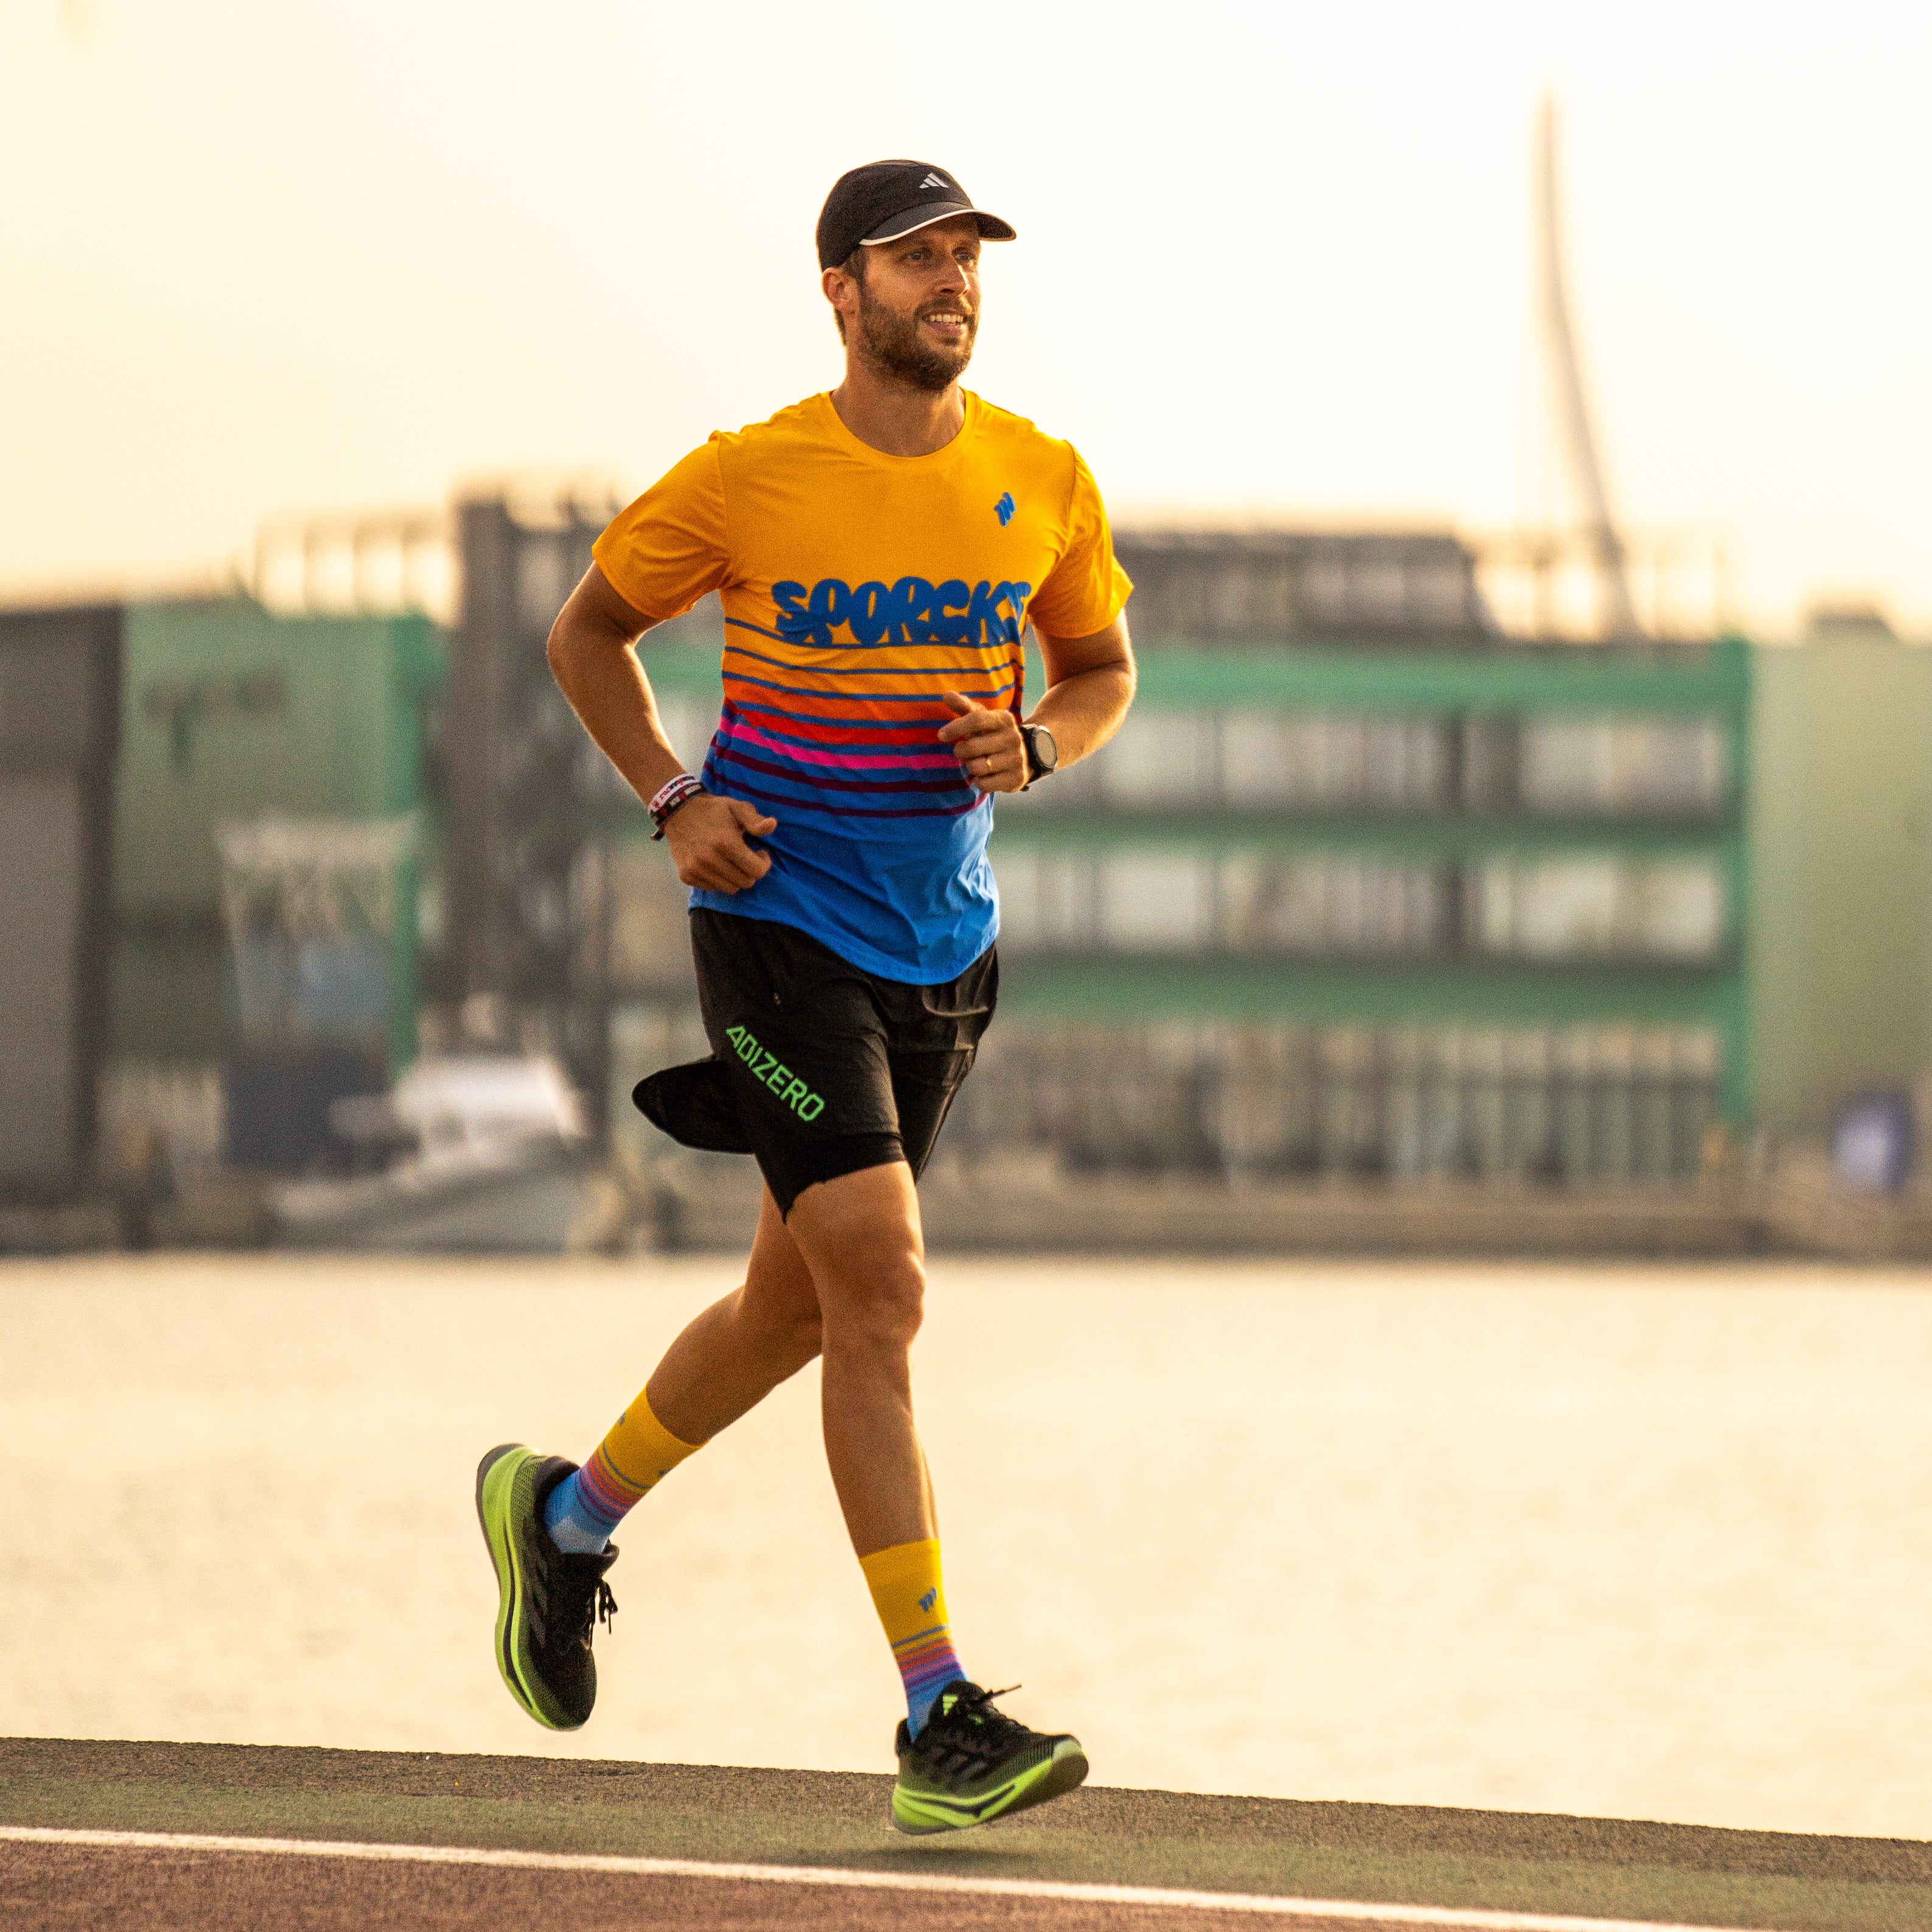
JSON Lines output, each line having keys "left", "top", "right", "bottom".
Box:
{"left": 891, "top": 1680, "right": 1088, "bottom": 1833}
{"left": 474, "top": 1443, "right": 618, "bottom": 1730}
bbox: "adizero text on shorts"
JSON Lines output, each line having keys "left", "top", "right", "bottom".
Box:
{"left": 633, "top": 909, "right": 996, "bottom": 1216}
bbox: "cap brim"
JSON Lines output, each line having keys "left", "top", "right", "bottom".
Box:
{"left": 861, "top": 202, "right": 1017, "bottom": 246}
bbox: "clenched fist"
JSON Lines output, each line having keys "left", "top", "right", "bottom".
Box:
{"left": 665, "top": 793, "right": 778, "bottom": 894}
{"left": 938, "top": 690, "right": 1028, "bottom": 794}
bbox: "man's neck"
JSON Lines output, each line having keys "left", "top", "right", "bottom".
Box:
{"left": 828, "top": 359, "right": 967, "bottom": 458}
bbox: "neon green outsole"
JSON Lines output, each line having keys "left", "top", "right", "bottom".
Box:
{"left": 475, "top": 1443, "right": 577, "bottom": 1731}
{"left": 891, "top": 1736, "right": 1088, "bottom": 1835}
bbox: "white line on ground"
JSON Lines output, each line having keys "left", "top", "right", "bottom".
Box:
{"left": 0, "top": 1823, "right": 1779, "bottom": 1931}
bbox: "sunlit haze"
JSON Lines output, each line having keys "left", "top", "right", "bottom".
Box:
{"left": 4, "top": 0, "right": 1927, "bottom": 635}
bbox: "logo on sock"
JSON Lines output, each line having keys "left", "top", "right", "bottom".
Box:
{"left": 918, "top": 1587, "right": 938, "bottom": 1612}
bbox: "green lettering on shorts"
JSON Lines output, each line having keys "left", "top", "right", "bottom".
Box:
{"left": 725, "top": 1026, "right": 827, "bottom": 1122}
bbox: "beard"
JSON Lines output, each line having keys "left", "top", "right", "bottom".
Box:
{"left": 855, "top": 287, "right": 977, "bottom": 392}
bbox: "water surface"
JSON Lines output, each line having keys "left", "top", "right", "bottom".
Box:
{"left": 4, "top": 1253, "right": 1930, "bottom": 1839}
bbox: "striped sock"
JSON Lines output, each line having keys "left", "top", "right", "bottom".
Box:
{"left": 544, "top": 1389, "right": 701, "bottom": 1554}
{"left": 860, "top": 1537, "right": 967, "bottom": 1737}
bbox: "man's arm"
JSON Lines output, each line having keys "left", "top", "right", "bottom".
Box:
{"left": 937, "top": 612, "right": 1136, "bottom": 794}
{"left": 547, "top": 563, "right": 776, "bottom": 893}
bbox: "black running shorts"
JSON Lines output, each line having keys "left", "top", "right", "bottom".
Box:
{"left": 633, "top": 908, "right": 996, "bottom": 1217}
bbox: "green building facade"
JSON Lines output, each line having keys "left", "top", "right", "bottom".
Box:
{"left": 620, "top": 614, "right": 1751, "bottom": 1185}
{"left": 102, "top": 573, "right": 1923, "bottom": 1181}
{"left": 964, "top": 635, "right": 1749, "bottom": 1183}
{"left": 111, "top": 598, "right": 444, "bottom": 1073}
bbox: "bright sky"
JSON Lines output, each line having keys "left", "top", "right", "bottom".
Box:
{"left": 3, "top": 0, "right": 1927, "bottom": 636}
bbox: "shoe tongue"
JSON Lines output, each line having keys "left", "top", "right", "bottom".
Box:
{"left": 933, "top": 1679, "right": 980, "bottom": 1722}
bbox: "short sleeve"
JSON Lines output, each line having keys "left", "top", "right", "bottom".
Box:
{"left": 592, "top": 439, "right": 730, "bottom": 621}
{"left": 1025, "top": 447, "right": 1133, "bottom": 639}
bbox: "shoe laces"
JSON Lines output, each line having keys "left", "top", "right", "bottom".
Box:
{"left": 575, "top": 1578, "right": 618, "bottom": 1646}
{"left": 542, "top": 1550, "right": 618, "bottom": 1650}
{"left": 920, "top": 1682, "right": 1028, "bottom": 1768}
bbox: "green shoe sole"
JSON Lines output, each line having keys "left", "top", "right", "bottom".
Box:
{"left": 891, "top": 1735, "right": 1088, "bottom": 1835}
{"left": 475, "top": 1442, "right": 578, "bottom": 1731}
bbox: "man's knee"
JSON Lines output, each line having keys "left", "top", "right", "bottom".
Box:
{"left": 786, "top": 1163, "right": 926, "bottom": 1354}
{"left": 823, "top": 1259, "right": 925, "bottom": 1356}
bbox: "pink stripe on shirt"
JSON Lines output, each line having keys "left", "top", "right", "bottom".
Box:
{"left": 726, "top": 718, "right": 961, "bottom": 774}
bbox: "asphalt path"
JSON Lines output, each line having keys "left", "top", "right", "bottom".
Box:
{"left": 0, "top": 1841, "right": 1312, "bottom": 1931}
{"left": 5, "top": 1740, "right": 1931, "bottom": 1932}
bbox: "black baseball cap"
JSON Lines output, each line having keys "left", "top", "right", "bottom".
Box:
{"left": 816, "top": 160, "right": 1016, "bottom": 271}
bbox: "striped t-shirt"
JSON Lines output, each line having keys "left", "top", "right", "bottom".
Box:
{"left": 592, "top": 391, "right": 1131, "bottom": 982}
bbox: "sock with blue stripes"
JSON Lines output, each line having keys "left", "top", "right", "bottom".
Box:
{"left": 544, "top": 1388, "right": 701, "bottom": 1555}
{"left": 859, "top": 1537, "right": 966, "bottom": 1737}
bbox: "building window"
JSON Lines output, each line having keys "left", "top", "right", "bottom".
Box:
{"left": 1473, "top": 856, "right": 1724, "bottom": 961}
{"left": 1517, "top": 715, "right": 1728, "bottom": 817}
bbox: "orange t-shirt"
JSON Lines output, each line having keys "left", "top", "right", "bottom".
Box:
{"left": 594, "top": 391, "right": 1130, "bottom": 981}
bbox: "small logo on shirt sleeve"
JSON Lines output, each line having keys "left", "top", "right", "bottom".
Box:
{"left": 994, "top": 491, "right": 1017, "bottom": 527}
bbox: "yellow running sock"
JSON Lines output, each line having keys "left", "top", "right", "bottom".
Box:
{"left": 545, "top": 1388, "right": 701, "bottom": 1552}
{"left": 861, "top": 1538, "right": 967, "bottom": 1735}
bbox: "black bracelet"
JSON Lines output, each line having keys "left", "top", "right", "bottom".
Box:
{"left": 648, "top": 772, "right": 705, "bottom": 840}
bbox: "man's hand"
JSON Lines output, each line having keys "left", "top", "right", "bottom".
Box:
{"left": 664, "top": 794, "right": 778, "bottom": 893}
{"left": 937, "top": 691, "right": 1028, "bottom": 794}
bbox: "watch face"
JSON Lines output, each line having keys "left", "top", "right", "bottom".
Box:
{"left": 1030, "top": 725, "right": 1059, "bottom": 772}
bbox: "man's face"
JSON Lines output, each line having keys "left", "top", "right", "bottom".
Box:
{"left": 835, "top": 215, "right": 982, "bottom": 391}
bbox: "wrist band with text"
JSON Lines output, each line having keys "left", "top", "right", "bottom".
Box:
{"left": 648, "top": 772, "right": 705, "bottom": 839}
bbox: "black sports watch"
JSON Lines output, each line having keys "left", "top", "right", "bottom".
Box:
{"left": 1019, "top": 722, "right": 1059, "bottom": 788}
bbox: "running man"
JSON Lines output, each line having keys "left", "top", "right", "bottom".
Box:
{"left": 476, "top": 159, "right": 1136, "bottom": 1834}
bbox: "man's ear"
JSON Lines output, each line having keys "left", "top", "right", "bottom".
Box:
{"left": 822, "top": 265, "right": 856, "bottom": 341}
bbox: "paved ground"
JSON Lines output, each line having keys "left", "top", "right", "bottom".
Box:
{"left": 6, "top": 1740, "right": 1932, "bottom": 1931}
{"left": 16, "top": 1255, "right": 1932, "bottom": 1836}
{"left": 0, "top": 1843, "right": 1306, "bottom": 1931}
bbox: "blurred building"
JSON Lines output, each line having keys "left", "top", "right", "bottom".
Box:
{"left": 9, "top": 516, "right": 1932, "bottom": 1242}
{"left": 0, "top": 606, "right": 120, "bottom": 1201}
{"left": 108, "top": 598, "right": 441, "bottom": 1173}
{"left": 433, "top": 492, "right": 624, "bottom": 1120}
{"left": 611, "top": 530, "right": 1748, "bottom": 1192}
{"left": 1108, "top": 530, "right": 1486, "bottom": 644}
{"left": 1749, "top": 607, "right": 1932, "bottom": 1133}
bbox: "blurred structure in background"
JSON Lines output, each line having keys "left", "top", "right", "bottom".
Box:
{"left": 1475, "top": 96, "right": 1728, "bottom": 647}
{"left": 1754, "top": 604, "right": 1932, "bottom": 1133}
{"left": 0, "top": 92, "right": 1923, "bottom": 1256}
{"left": 106, "top": 600, "right": 440, "bottom": 1170}
{"left": 1099, "top": 531, "right": 1487, "bottom": 644}
{"left": 614, "top": 539, "right": 1745, "bottom": 1240}
{"left": 215, "top": 814, "right": 416, "bottom": 1171}
{"left": 4, "top": 508, "right": 1931, "bottom": 1257}
{"left": 957, "top": 596, "right": 1744, "bottom": 1197}
{"left": 435, "top": 490, "right": 625, "bottom": 1125}
{"left": 0, "top": 606, "right": 120, "bottom": 1203}
{"left": 1525, "top": 93, "right": 1639, "bottom": 644}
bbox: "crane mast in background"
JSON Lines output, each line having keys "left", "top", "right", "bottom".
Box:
{"left": 1534, "top": 94, "right": 1643, "bottom": 641}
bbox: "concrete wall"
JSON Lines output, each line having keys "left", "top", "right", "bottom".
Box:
{"left": 1749, "top": 634, "right": 1932, "bottom": 1130}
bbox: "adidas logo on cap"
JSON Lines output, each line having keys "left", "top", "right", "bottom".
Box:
{"left": 919, "top": 172, "right": 947, "bottom": 190}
